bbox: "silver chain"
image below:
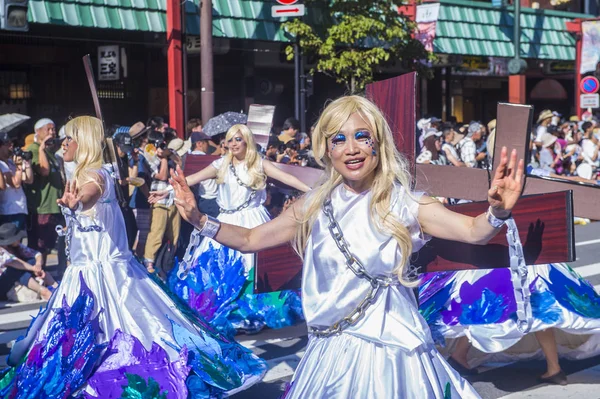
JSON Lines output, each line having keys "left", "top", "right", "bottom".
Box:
{"left": 506, "top": 218, "right": 532, "bottom": 334}
{"left": 219, "top": 162, "right": 258, "bottom": 214}
{"left": 57, "top": 204, "right": 103, "bottom": 263}
{"left": 177, "top": 229, "right": 202, "bottom": 280}
{"left": 310, "top": 198, "right": 398, "bottom": 337}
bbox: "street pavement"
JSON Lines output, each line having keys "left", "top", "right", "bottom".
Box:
{"left": 1, "top": 222, "right": 600, "bottom": 398}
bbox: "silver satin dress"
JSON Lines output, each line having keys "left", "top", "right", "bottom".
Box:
{"left": 284, "top": 184, "right": 480, "bottom": 399}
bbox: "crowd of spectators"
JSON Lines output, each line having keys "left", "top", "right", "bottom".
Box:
{"left": 416, "top": 110, "right": 600, "bottom": 185}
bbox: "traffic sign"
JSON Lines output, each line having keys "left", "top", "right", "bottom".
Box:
{"left": 272, "top": 4, "right": 305, "bottom": 17}
{"left": 276, "top": 0, "right": 298, "bottom": 4}
{"left": 580, "top": 93, "right": 599, "bottom": 109}
{"left": 580, "top": 76, "right": 599, "bottom": 94}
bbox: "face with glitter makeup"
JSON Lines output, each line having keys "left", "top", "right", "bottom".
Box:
{"left": 228, "top": 131, "right": 247, "bottom": 160}
{"left": 328, "top": 112, "right": 379, "bottom": 193}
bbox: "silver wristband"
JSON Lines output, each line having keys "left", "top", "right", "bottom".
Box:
{"left": 199, "top": 215, "right": 221, "bottom": 238}
{"left": 486, "top": 206, "right": 510, "bottom": 228}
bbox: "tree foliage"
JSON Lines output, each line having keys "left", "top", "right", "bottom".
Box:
{"left": 283, "top": 0, "right": 434, "bottom": 92}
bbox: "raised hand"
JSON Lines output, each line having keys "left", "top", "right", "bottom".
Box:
{"left": 170, "top": 165, "right": 203, "bottom": 229}
{"left": 57, "top": 180, "right": 82, "bottom": 211}
{"left": 487, "top": 146, "right": 525, "bottom": 217}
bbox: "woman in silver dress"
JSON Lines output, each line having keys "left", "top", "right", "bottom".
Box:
{"left": 171, "top": 96, "right": 525, "bottom": 398}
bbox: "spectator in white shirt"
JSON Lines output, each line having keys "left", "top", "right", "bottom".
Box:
{"left": 188, "top": 132, "right": 219, "bottom": 215}
{"left": 0, "top": 133, "right": 33, "bottom": 231}
{"left": 534, "top": 110, "right": 554, "bottom": 146}
{"left": 581, "top": 122, "right": 599, "bottom": 169}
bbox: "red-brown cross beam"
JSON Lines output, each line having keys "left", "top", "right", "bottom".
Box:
{"left": 184, "top": 73, "right": 579, "bottom": 294}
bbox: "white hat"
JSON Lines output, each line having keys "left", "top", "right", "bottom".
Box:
{"left": 167, "top": 138, "right": 191, "bottom": 157}
{"left": 34, "top": 118, "right": 54, "bottom": 131}
{"left": 540, "top": 133, "right": 557, "bottom": 148}
{"left": 422, "top": 128, "right": 442, "bottom": 140}
{"left": 58, "top": 126, "right": 66, "bottom": 140}
{"left": 417, "top": 118, "right": 431, "bottom": 131}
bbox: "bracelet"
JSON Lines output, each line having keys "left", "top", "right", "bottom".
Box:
{"left": 199, "top": 215, "right": 220, "bottom": 238}
{"left": 486, "top": 206, "right": 511, "bottom": 228}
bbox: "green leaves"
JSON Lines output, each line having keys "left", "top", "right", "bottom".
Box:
{"left": 283, "top": 0, "right": 433, "bottom": 92}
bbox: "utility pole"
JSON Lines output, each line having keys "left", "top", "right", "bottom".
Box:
{"left": 166, "top": 0, "right": 184, "bottom": 136}
{"left": 294, "top": 41, "right": 301, "bottom": 122}
{"left": 299, "top": 48, "right": 307, "bottom": 133}
{"left": 508, "top": 0, "right": 527, "bottom": 104}
{"left": 201, "top": 0, "right": 214, "bottom": 122}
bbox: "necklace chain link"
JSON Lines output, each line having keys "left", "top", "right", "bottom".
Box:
{"left": 310, "top": 198, "right": 397, "bottom": 337}
{"left": 219, "top": 163, "right": 257, "bottom": 214}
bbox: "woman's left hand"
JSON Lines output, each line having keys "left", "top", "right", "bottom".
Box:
{"left": 487, "top": 146, "right": 525, "bottom": 217}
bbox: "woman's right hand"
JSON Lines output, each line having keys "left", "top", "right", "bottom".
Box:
{"left": 171, "top": 165, "right": 203, "bottom": 229}
{"left": 148, "top": 189, "right": 169, "bottom": 204}
{"left": 57, "top": 180, "right": 83, "bottom": 211}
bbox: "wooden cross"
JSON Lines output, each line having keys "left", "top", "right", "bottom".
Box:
{"left": 184, "top": 73, "right": 579, "bottom": 293}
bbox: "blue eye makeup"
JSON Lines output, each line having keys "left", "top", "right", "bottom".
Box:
{"left": 235, "top": 137, "right": 243, "bottom": 142}
{"left": 332, "top": 133, "right": 346, "bottom": 144}
{"left": 355, "top": 130, "right": 371, "bottom": 140}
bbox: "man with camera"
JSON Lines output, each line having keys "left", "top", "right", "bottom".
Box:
{"left": 143, "top": 131, "right": 180, "bottom": 274}
{"left": 113, "top": 132, "right": 140, "bottom": 250}
{"left": 25, "top": 118, "right": 63, "bottom": 266}
{"left": 0, "top": 132, "right": 33, "bottom": 231}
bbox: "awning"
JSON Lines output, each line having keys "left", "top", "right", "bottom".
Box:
{"left": 27, "top": 0, "right": 304, "bottom": 42}
{"left": 434, "top": 0, "right": 591, "bottom": 60}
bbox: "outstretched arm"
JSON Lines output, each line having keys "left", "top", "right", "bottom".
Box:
{"left": 262, "top": 159, "right": 311, "bottom": 192}
{"left": 185, "top": 164, "right": 218, "bottom": 187}
{"left": 57, "top": 173, "right": 104, "bottom": 212}
{"left": 418, "top": 147, "right": 524, "bottom": 245}
{"left": 171, "top": 165, "right": 301, "bottom": 253}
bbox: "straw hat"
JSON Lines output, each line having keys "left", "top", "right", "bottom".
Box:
{"left": 167, "top": 138, "right": 191, "bottom": 157}
{"left": 537, "top": 110, "right": 553, "bottom": 124}
{"left": 129, "top": 122, "right": 152, "bottom": 139}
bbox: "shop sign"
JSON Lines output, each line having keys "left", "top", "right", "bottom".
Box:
{"left": 415, "top": 3, "right": 440, "bottom": 52}
{"left": 580, "top": 94, "right": 599, "bottom": 109}
{"left": 452, "top": 56, "right": 509, "bottom": 77}
{"left": 580, "top": 21, "right": 600, "bottom": 75}
{"left": 544, "top": 61, "right": 575, "bottom": 75}
{"left": 186, "top": 36, "right": 201, "bottom": 54}
{"left": 98, "top": 45, "right": 120, "bottom": 81}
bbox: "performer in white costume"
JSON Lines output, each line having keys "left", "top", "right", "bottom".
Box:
{"left": 151, "top": 124, "right": 310, "bottom": 335}
{"left": 171, "top": 96, "right": 525, "bottom": 398}
{"left": 0, "top": 117, "right": 265, "bottom": 399}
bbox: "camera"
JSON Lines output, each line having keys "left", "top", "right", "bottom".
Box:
{"left": 154, "top": 140, "right": 167, "bottom": 150}
{"left": 12, "top": 147, "right": 33, "bottom": 161}
{"left": 45, "top": 138, "right": 60, "bottom": 147}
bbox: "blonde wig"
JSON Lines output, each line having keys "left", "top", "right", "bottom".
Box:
{"left": 65, "top": 116, "right": 105, "bottom": 201}
{"left": 216, "top": 124, "right": 266, "bottom": 191}
{"left": 294, "top": 95, "right": 419, "bottom": 286}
